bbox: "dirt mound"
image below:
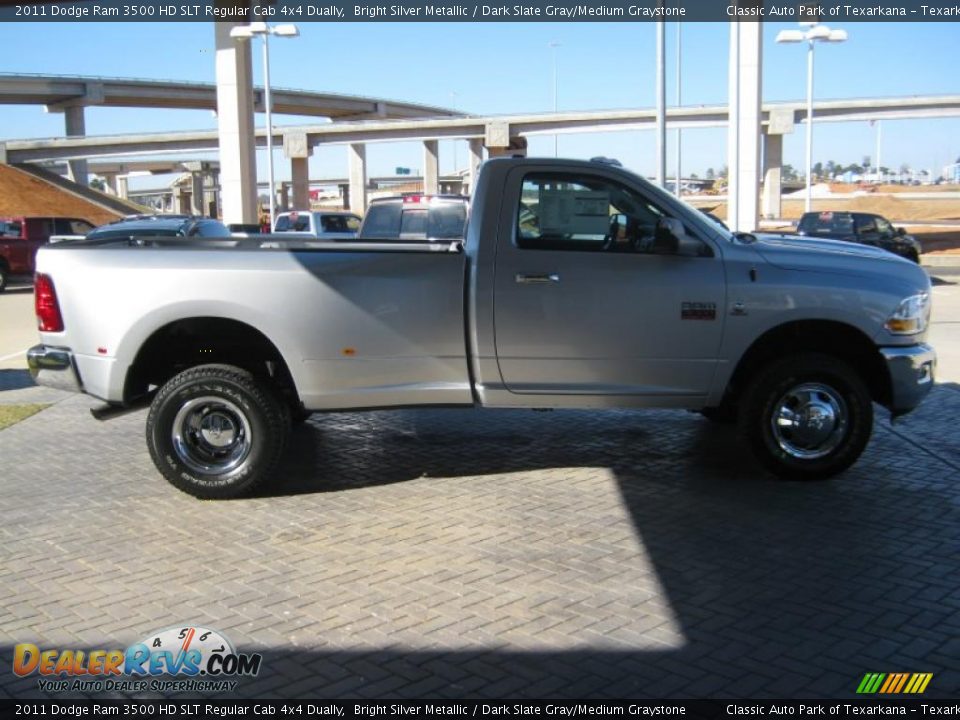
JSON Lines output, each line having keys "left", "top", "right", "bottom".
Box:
{"left": 0, "top": 164, "right": 120, "bottom": 225}
{"left": 781, "top": 195, "right": 960, "bottom": 221}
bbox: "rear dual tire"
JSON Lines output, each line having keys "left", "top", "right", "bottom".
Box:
{"left": 146, "top": 364, "right": 288, "bottom": 499}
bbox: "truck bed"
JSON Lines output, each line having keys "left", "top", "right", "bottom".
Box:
{"left": 37, "top": 237, "right": 471, "bottom": 409}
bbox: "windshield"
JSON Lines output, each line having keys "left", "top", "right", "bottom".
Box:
{"left": 798, "top": 212, "right": 854, "bottom": 236}
{"left": 87, "top": 227, "right": 182, "bottom": 240}
{"left": 610, "top": 165, "right": 734, "bottom": 243}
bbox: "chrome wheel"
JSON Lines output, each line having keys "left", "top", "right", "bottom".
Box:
{"left": 171, "top": 396, "right": 252, "bottom": 475}
{"left": 770, "top": 382, "right": 848, "bottom": 460}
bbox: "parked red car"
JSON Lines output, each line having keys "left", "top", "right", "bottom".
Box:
{"left": 0, "top": 216, "right": 95, "bottom": 291}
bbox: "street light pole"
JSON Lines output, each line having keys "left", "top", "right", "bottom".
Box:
{"left": 262, "top": 29, "right": 275, "bottom": 228}
{"left": 675, "top": 23, "right": 681, "bottom": 197}
{"left": 655, "top": 21, "right": 666, "bottom": 188}
{"left": 548, "top": 41, "right": 560, "bottom": 157}
{"left": 805, "top": 34, "right": 814, "bottom": 212}
{"left": 776, "top": 23, "right": 848, "bottom": 213}
{"left": 230, "top": 22, "right": 300, "bottom": 231}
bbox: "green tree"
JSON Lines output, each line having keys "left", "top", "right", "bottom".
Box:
{"left": 706, "top": 168, "right": 715, "bottom": 180}
{"left": 89, "top": 177, "right": 106, "bottom": 191}
{"left": 782, "top": 164, "right": 799, "bottom": 181}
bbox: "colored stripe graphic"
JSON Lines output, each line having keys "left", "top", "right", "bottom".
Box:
{"left": 857, "top": 672, "right": 932, "bottom": 694}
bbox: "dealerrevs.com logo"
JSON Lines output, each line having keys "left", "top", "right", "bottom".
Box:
{"left": 13, "top": 626, "right": 262, "bottom": 693}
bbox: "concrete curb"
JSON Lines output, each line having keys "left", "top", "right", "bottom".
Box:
{"left": 923, "top": 254, "right": 960, "bottom": 268}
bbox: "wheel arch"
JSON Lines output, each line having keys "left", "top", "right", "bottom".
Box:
{"left": 123, "top": 317, "right": 300, "bottom": 407}
{"left": 724, "top": 320, "right": 891, "bottom": 409}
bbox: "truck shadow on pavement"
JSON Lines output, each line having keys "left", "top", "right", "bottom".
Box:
{"left": 235, "top": 389, "right": 960, "bottom": 697}
{"left": 2, "top": 387, "right": 957, "bottom": 699}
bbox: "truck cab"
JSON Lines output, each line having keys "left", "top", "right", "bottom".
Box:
{"left": 272, "top": 210, "right": 362, "bottom": 240}
{"left": 0, "top": 216, "right": 94, "bottom": 291}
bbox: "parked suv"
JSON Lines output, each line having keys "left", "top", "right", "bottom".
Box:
{"left": 0, "top": 216, "right": 95, "bottom": 291}
{"left": 358, "top": 195, "right": 468, "bottom": 241}
{"left": 796, "top": 211, "right": 922, "bottom": 263}
{"left": 273, "top": 210, "right": 362, "bottom": 240}
{"left": 85, "top": 215, "right": 232, "bottom": 242}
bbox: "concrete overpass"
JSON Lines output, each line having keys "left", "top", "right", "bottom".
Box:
{"left": 0, "top": 73, "right": 461, "bottom": 119}
{"left": 0, "top": 72, "right": 462, "bottom": 188}
{"left": 4, "top": 94, "right": 960, "bottom": 217}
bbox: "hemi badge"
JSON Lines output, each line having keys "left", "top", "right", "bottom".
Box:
{"left": 681, "top": 302, "right": 716, "bottom": 321}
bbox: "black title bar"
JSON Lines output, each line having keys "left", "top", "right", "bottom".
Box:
{"left": 2, "top": 0, "right": 960, "bottom": 22}
{"left": 4, "top": 700, "right": 960, "bottom": 717}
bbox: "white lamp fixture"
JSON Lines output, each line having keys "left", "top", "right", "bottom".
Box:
{"left": 776, "top": 23, "right": 847, "bottom": 212}
{"left": 230, "top": 22, "right": 300, "bottom": 230}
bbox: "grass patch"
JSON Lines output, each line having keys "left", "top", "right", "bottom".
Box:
{"left": 0, "top": 404, "right": 49, "bottom": 431}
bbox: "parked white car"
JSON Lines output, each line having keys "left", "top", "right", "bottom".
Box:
{"left": 272, "top": 210, "right": 361, "bottom": 240}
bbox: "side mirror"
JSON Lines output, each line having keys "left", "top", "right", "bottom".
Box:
{"left": 654, "top": 217, "right": 707, "bottom": 257}
{"left": 896, "top": 227, "right": 906, "bottom": 236}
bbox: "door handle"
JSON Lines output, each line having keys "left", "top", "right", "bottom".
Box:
{"left": 515, "top": 273, "right": 560, "bottom": 284}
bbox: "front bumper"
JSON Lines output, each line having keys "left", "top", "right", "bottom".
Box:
{"left": 27, "top": 345, "right": 83, "bottom": 394}
{"left": 880, "top": 343, "right": 936, "bottom": 415}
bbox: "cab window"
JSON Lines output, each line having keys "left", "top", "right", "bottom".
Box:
{"left": 515, "top": 173, "right": 705, "bottom": 255}
{"left": 1, "top": 221, "right": 23, "bottom": 238}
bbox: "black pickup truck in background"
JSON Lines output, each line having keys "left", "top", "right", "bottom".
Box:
{"left": 796, "top": 211, "right": 922, "bottom": 263}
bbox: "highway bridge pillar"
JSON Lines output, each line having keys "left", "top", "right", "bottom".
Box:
{"left": 117, "top": 176, "right": 129, "bottom": 201}
{"left": 727, "top": 18, "right": 762, "bottom": 232}
{"left": 102, "top": 173, "right": 119, "bottom": 196}
{"left": 348, "top": 143, "right": 367, "bottom": 215}
{"left": 761, "top": 108, "right": 793, "bottom": 220}
{"left": 64, "top": 106, "right": 88, "bottom": 187}
{"left": 423, "top": 140, "right": 439, "bottom": 195}
{"left": 762, "top": 132, "right": 783, "bottom": 219}
{"left": 215, "top": 22, "right": 258, "bottom": 225}
{"left": 291, "top": 159, "right": 309, "bottom": 209}
{"left": 190, "top": 173, "right": 205, "bottom": 216}
{"left": 284, "top": 131, "right": 311, "bottom": 210}
{"left": 467, "top": 139, "right": 484, "bottom": 195}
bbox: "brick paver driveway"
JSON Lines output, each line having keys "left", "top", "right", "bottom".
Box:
{"left": 1, "top": 370, "right": 958, "bottom": 699}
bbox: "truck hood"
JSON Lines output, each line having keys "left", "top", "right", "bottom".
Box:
{"left": 752, "top": 233, "right": 900, "bottom": 270}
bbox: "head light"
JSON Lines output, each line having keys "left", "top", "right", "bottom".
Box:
{"left": 884, "top": 293, "right": 930, "bottom": 335}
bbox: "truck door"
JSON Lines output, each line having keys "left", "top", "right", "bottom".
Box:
{"left": 1, "top": 219, "right": 29, "bottom": 274}
{"left": 492, "top": 167, "right": 726, "bottom": 399}
{"left": 24, "top": 218, "right": 55, "bottom": 273}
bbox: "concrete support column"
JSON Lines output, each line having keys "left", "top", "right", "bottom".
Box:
{"left": 485, "top": 123, "right": 528, "bottom": 160}
{"left": 284, "top": 132, "right": 312, "bottom": 210}
{"left": 762, "top": 133, "right": 784, "bottom": 220}
{"left": 727, "top": 18, "right": 762, "bottom": 232}
{"left": 348, "top": 143, "right": 367, "bottom": 215}
{"left": 190, "top": 173, "right": 205, "bottom": 216}
{"left": 176, "top": 188, "right": 190, "bottom": 215}
{"left": 279, "top": 182, "right": 290, "bottom": 211}
{"left": 64, "top": 106, "right": 88, "bottom": 186}
{"left": 117, "top": 176, "right": 129, "bottom": 200}
{"left": 102, "top": 173, "right": 119, "bottom": 196}
{"left": 215, "top": 22, "right": 258, "bottom": 226}
{"left": 423, "top": 140, "right": 439, "bottom": 195}
{"left": 291, "top": 158, "right": 309, "bottom": 209}
{"left": 467, "top": 139, "right": 483, "bottom": 196}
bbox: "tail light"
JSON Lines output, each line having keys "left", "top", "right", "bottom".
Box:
{"left": 35, "top": 273, "right": 64, "bottom": 332}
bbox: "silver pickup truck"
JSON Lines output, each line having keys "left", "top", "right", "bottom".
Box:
{"left": 28, "top": 157, "right": 936, "bottom": 498}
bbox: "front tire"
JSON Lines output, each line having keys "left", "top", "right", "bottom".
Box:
{"left": 146, "top": 364, "right": 288, "bottom": 499}
{"left": 740, "top": 354, "right": 873, "bottom": 480}
{"left": 0, "top": 264, "right": 8, "bottom": 293}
